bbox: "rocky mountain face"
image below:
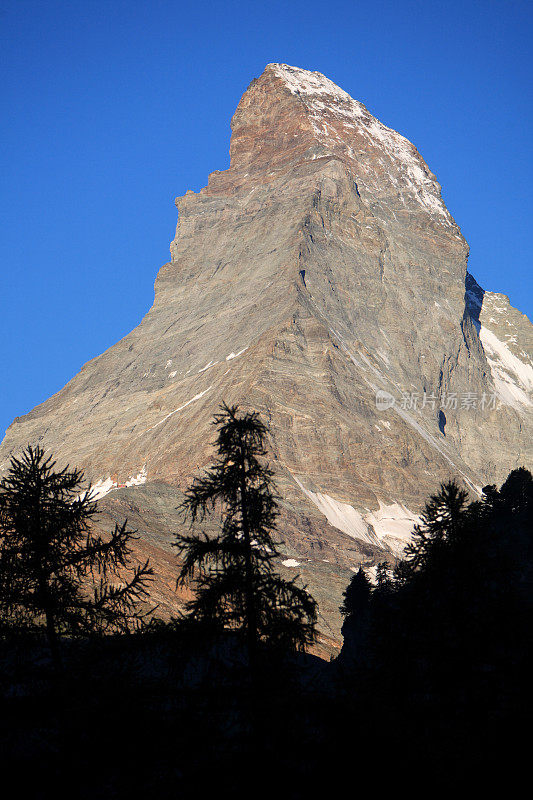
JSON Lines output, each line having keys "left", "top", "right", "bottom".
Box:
{"left": 1, "top": 64, "right": 531, "bottom": 648}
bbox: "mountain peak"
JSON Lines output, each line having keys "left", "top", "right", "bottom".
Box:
{"left": 205, "top": 63, "right": 457, "bottom": 230}
{"left": 2, "top": 64, "right": 530, "bottom": 641}
{"left": 266, "top": 63, "right": 363, "bottom": 109}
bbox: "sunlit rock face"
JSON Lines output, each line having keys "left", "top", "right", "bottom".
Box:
{"left": 1, "top": 64, "right": 531, "bottom": 645}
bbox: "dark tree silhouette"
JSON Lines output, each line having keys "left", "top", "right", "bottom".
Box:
{"left": 338, "top": 469, "right": 533, "bottom": 768}
{"left": 0, "top": 445, "right": 154, "bottom": 667}
{"left": 482, "top": 466, "right": 533, "bottom": 520}
{"left": 375, "top": 561, "right": 392, "bottom": 593}
{"left": 402, "top": 479, "right": 469, "bottom": 575}
{"left": 338, "top": 565, "right": 372, "bottom": 668}
{"left": 340, "top": 566, "right": 371, "bottom": 616}
{"left": 175, "top": 404, "right": 317, "bottom": 671}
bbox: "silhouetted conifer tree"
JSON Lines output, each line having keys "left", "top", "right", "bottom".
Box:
{"left": 0, "top": 445, "right": 154, "bottom": 667}
{"left": 175, "top": 404, "right": 317, "bottom": 672}
{"left": 337, "top": 469, "right": 533, "bottom": 774}
{"left": 338, "top": 566, "right": 372, "bottom": 668}
{"left": 375, "top": 561, "right": 392, "bottom": 593}
{"left": 403, "top": 479, "right": 469, "bottom": 574}
{"left": 482, "top": 466, "right": 533, "bottom": 520}
{"left": 340, "top": 566, "right": 371, "bottom": 616}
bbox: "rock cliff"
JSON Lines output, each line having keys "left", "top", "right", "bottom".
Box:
{"left": 1, "top": 64, "right": 531, "bottom": 646}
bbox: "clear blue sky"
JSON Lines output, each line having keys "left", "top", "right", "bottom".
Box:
{"left": 1, "top": 0, "right": 531, "bottom": 438}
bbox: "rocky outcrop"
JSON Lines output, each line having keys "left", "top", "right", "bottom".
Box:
{"left": 1, "top": 64, "right": 531, "bottom": 644}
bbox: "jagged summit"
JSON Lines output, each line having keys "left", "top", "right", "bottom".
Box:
{"left": 266, "top": 63, "right": 366, "bottom": 111}
{"left": 217, "top": 63, "right": 456, "bottom": 229}
{"left": 1, "top": 65, "right": 530, "bottom": 644}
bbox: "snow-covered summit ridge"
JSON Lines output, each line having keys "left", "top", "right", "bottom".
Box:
{"left": 267, "top": 63, "right": 453, "bottom": 224}
{"left": 268, "top": 63, "right": 364, "bottom": 109}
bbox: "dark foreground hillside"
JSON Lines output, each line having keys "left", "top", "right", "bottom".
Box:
{"left": 0, "top": 619, "right": 526, "bottom": 798}
{"left": 1, "top": 466, "right": 531, "bottom": 796}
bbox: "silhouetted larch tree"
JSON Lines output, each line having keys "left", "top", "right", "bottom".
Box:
{"left": 338, "top": 566, "right": 372, "bottom": 667}
{"left": 340, "top": 566, "right": 371, "bottom": 616}
{"left": 335, "top": 469, "right": 533, "bottom": 772}
{"left": 481, "top": 466, "right": 533, "bottom": 522}
{"left": 175, "top": 404, "right": 317, "bottom": 674}
{"left": 375, "top": 561, "right": 393, "bottom": 593}
{"left": 402, "top": 479, "right": 469, "bottom": 575}
{"left": 0, "top": 445, "right": 154, "bottom": 667}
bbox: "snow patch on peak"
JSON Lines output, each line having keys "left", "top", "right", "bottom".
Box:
{"left": 294, "top": 476, "right": 381, "bottom": 548}
{"left": 267, "top": 63, "right": 452, "bottom": 225}
{"left": 282, "top": 558, "right": 301, "bottom": 568}
{"left": 88, "top": 477, "right": 117, "bottom": 501}
{"left": 87, "top": 466, "right": 147, "bottom": 501}
{"left": 364, "top": 501, "right": 420, "bottom": 555}
{"left": 294, "top": 476, "right": 418, "bottom": 556}
{"left": 480, "top": 326, "right": 533, "bottom": 409}
{"left": 226, "top": 347, "right": 248, "bottom": 361}
{"left": 198, "top": 360, "right": 217, "bottom": 373}
{"left": 144, "top": 387, "right": 213, "bottom": 432}
{"left": 269, "top": 63, "right": 361, "bottom": 108}
{"left": 125, "top": 465, "right": 147, "bottom": 487}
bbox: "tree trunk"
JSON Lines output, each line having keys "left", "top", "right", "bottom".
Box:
{"left": 45, "top": 602, "right": 62, "bottom": 672}
{"left": 39, "top": 574, "right": 62, "bottom": 672}
{"left": 238, "top": 444, "right": 258, "bottom": 682}
{"left": 34, "top": 475, "right": 62, "bottom": 672}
